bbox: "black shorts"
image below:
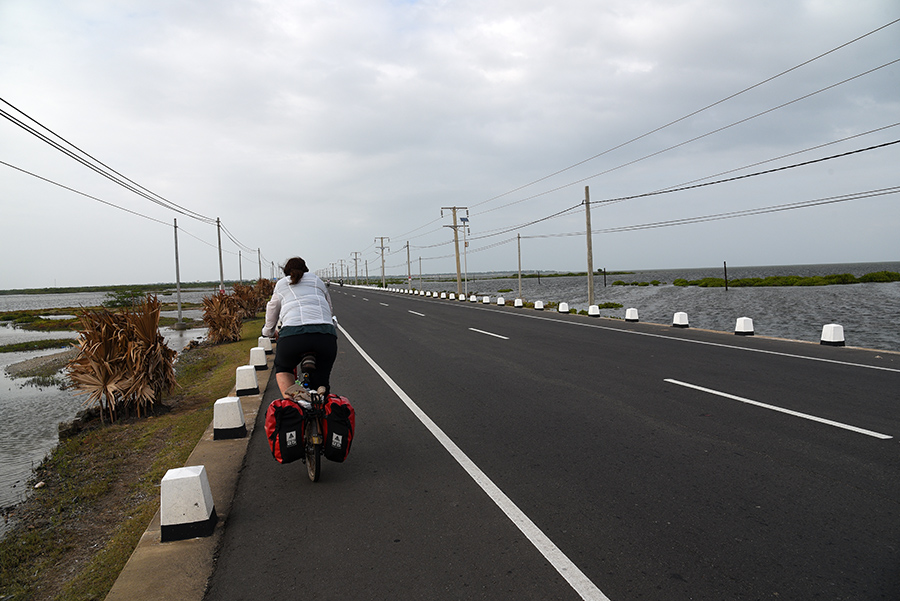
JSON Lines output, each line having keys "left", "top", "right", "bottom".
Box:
{"left": 274, "top": 332, "right": 338, "bottom": 392}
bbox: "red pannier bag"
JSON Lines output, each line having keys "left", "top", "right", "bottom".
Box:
{"left": 265, "top": 398, "right": 305, "bottom": 464}
{"left": 322, "top": 394, "right": 355, "bottom": 462}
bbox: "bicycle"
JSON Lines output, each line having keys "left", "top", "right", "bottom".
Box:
{"left": 285, "top": 353, "right": 326, "bottom": 482}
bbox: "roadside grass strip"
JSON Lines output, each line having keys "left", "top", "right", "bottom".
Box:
{"left": 338, "top": 322, "right": 611, "bottom": 601}
{"left": 665, "top": 379, "right": 893, "bottom": 440}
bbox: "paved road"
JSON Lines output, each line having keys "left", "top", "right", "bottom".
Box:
{"left": 205, "top": 286, "right": 900, "bottom": 600}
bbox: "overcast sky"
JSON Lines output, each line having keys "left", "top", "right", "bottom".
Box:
{"left": 1, "top": 0, "right": 897, "bottom": 289}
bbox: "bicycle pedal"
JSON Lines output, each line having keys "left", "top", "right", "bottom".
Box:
{"left": 311, "top": 436, "right": 323, "bottom": 445}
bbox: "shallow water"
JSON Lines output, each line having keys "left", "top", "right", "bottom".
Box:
{"left": 0, "top": 322, "right": 207, "bottom": 537}
{"left": 404, "top": 261, "right": 900, "bottom": 352}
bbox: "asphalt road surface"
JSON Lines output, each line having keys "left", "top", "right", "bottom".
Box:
{"left": 205, "top": 286, "right": 900, "bottom": 600}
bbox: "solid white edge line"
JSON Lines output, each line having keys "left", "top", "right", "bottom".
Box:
{"left": 337, "top": 322, "right": 611, "bottom": 601}
{"left": 408, "top": 310, "right": 426, "bottom": 317}
{"left": 469, "top": 327, "right": 509, "bottom": 340}
{"left": 665, "top": 379, "right": 893, "bottom": 440}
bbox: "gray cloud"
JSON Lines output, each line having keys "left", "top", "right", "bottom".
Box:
{"left": 1, "top": 0, "right": 897, "bottom": 288}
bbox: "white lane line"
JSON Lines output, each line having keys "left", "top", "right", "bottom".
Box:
{"left": 409, "top": 310, "right": 426, "bottom": 317}
{"left": 469, "top": 327, "right": 509, "bottom": 340}
{"left": 363, "top": 298, "right": 369, "bottom": 301}
{"left": 337, "top": 323, "right": 610, "bottom": 601}
{"left": 379, "top": 302, "right": 389, "bottom": 307}
{"left": 665, "top": 379, "right": 893, "bottom": 440}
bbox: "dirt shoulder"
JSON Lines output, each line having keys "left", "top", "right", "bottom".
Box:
{"left": 5, "top": 348, "right": 80, "bottom": 378}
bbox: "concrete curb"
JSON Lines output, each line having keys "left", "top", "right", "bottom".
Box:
{"left": 105, "top": 349, "right": 276, "bottom": 601}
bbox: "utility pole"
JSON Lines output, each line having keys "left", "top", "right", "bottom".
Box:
{"left": 441, "top": 207, "right": 466, "bottom": 296}
{"left": 173, "top": 219, "right": 185, "bottom": 329}
{"left": 351, "top": 252, "right": 361, "bottom": 285}
{"left": 238, "top": 250, "right": 242, "bottom": 284}
{"left": 517, "top": 233, "right": 522, "bottom": 301}
{"left": 365, "top": 259, "right": 369, "bottom": 285}
{"left": 406, "top": 242, "right": 411, "bottom": 291}
{"left": 585, "top": 186, "right": 595, "bottom": 306}
{"left": 216, "top": 217, "right": 224, "bottom": 292}
{"left": 339, "top": 259, "right": 346, "bottom": 281}
{"left": 419, "top": 256, "right": 422, "bottom": 290}
{"left": 375, "top": 237, "right": 389, "bottom": 288}
{"left": 461, "top": 215, "right": 470, "bottom": 297}
{"left": 257, "top": 249, "right": 262, "bottom": 281}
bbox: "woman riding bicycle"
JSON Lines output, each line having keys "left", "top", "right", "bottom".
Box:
{"left": 262, "top": 257, "right": 337, "bottom": 398}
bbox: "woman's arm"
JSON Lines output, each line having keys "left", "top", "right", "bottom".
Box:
{"left": 261, "top": 293, "right": 281, "bottom": 337}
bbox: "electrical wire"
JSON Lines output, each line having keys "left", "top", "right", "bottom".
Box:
{"left": 468, "top": 17, "right": 900, "bottom": 210}
{"left": 0, "top": 98, "right": 217, "bottom": 224}
{"left": 529, "top": 186, "right": 900, "bottom": 238}
{"left": 591, "top": 138, "right": 900, "bottom": 207}
{"left": 474, "top": 58, "right": 900, "bottom": 217}
{"left": 1, "top": 158, "right": 244, "bottom": 256}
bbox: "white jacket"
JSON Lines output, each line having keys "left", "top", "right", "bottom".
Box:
{"left": 262, "top": 274, "right": 333, "bottom": 337}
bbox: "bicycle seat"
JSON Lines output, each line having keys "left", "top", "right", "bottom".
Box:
{"left": 300, "top": 353, "right": 316, "bottom": 373}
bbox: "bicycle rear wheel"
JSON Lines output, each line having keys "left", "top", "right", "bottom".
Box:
{"left": 305, "top": 419, "right": 321, "bottom": 482}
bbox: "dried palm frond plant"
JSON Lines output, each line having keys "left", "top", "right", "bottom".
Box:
{"left": 253, "top": 278, "right": 275, "bottom": 312}
{"left": 231, "top": 283, "right": 258, "bottom": 320}
{"left": 67, "top": 294, "right": 176, "bottom": 423}
{"left": 202, "top": 290, "right": 243, "bottom": 344}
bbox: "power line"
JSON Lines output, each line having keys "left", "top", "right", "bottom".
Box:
{"left": 0, "top": 97, "right": 217, "bottom": 224}
{"left": 468, "top": 17, "right": 900, "bottom": 211}
{"left": 526, "top": 186, "right": 900, "bottom": 238}
{"left": 474, "top": 58, "right": 900, "bottom": 217}
{"left": 591, "top": 138, "right": 900, "bottom": 207}
{"left": 0, "top": 158, "right": 240, "bottom": 255}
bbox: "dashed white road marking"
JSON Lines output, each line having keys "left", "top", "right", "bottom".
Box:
{"left": 469, "top": 327, "right": 509, "bottom": 340}
{"left": 665, "top": 379, "right": 893, "bottom": 440}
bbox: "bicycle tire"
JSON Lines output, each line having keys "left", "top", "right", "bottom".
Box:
{"left": 305, "top": 419, "right": 321, "bottom": 482}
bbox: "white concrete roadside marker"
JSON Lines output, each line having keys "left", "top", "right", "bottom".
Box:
{"left": 497, "top": 297, "right": 505, "bottom": 306}
{"left": 420, "top": 290, "right": 425, "bottom": 296}
{"left": 821, "top": 323, "right": 845, "bottom": 346}
{"left": 558, "top": 302, "right": 570, "bottom": 313}
{"left": 249, "top": 347, "right": 267, "bottom": 371}
{"left": 534, "top": 301, "right": 544, "bottom": 311}
{"left": 460, "top": 294, "right": 467, "bottom": 302}
{"left": 735, "top": 316, "right": 754, "bottom": 336}
{"left": 235, "top": 365, "right": 259, "bottom": 396}
{"left": 469, "top": 294, "right": 478, "bottom": 302}
{"left": 625, "top": 308, "right": 639, "bottom": 322}
{"left": 213, "top": 397, "right": 246, "bottom": 440}
{"left": 514, "top": 298, "right": 524, "bottom": 308}
{"left": 449, "top": 293, "right": 455, "bottom": 300}
{"left": 482, "top": 295, "right": 491, "bottom": 304}
{"left": 441, "top": 292, "right": 447, "bottom": 299}
{"left": 673, "top": 312, "right": 689, "bottom": 328}
{"left": 257, "top": 336, "right": 273, "bottom": 355}
{"left": 588, "top": 305, "right": 600, "bottom": 317}
{"left": 160, "top": 465, "right": 217, "bottom": 542}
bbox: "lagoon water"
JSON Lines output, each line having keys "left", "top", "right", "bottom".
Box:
{"left": 1, "top": 263, "right": 898, "bottom": 535}
{"left": 0, "top": 291, "right": 209, "bottom": 536}
{"left": 407, "top": 261, "right": 900, "bottom": 352}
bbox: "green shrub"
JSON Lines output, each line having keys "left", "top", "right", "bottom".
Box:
{"left": 673, "top": 279, "right": 689, "bottom": 287}
{"left": 859, "top": 271, "right": 900, "bottom": 283}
